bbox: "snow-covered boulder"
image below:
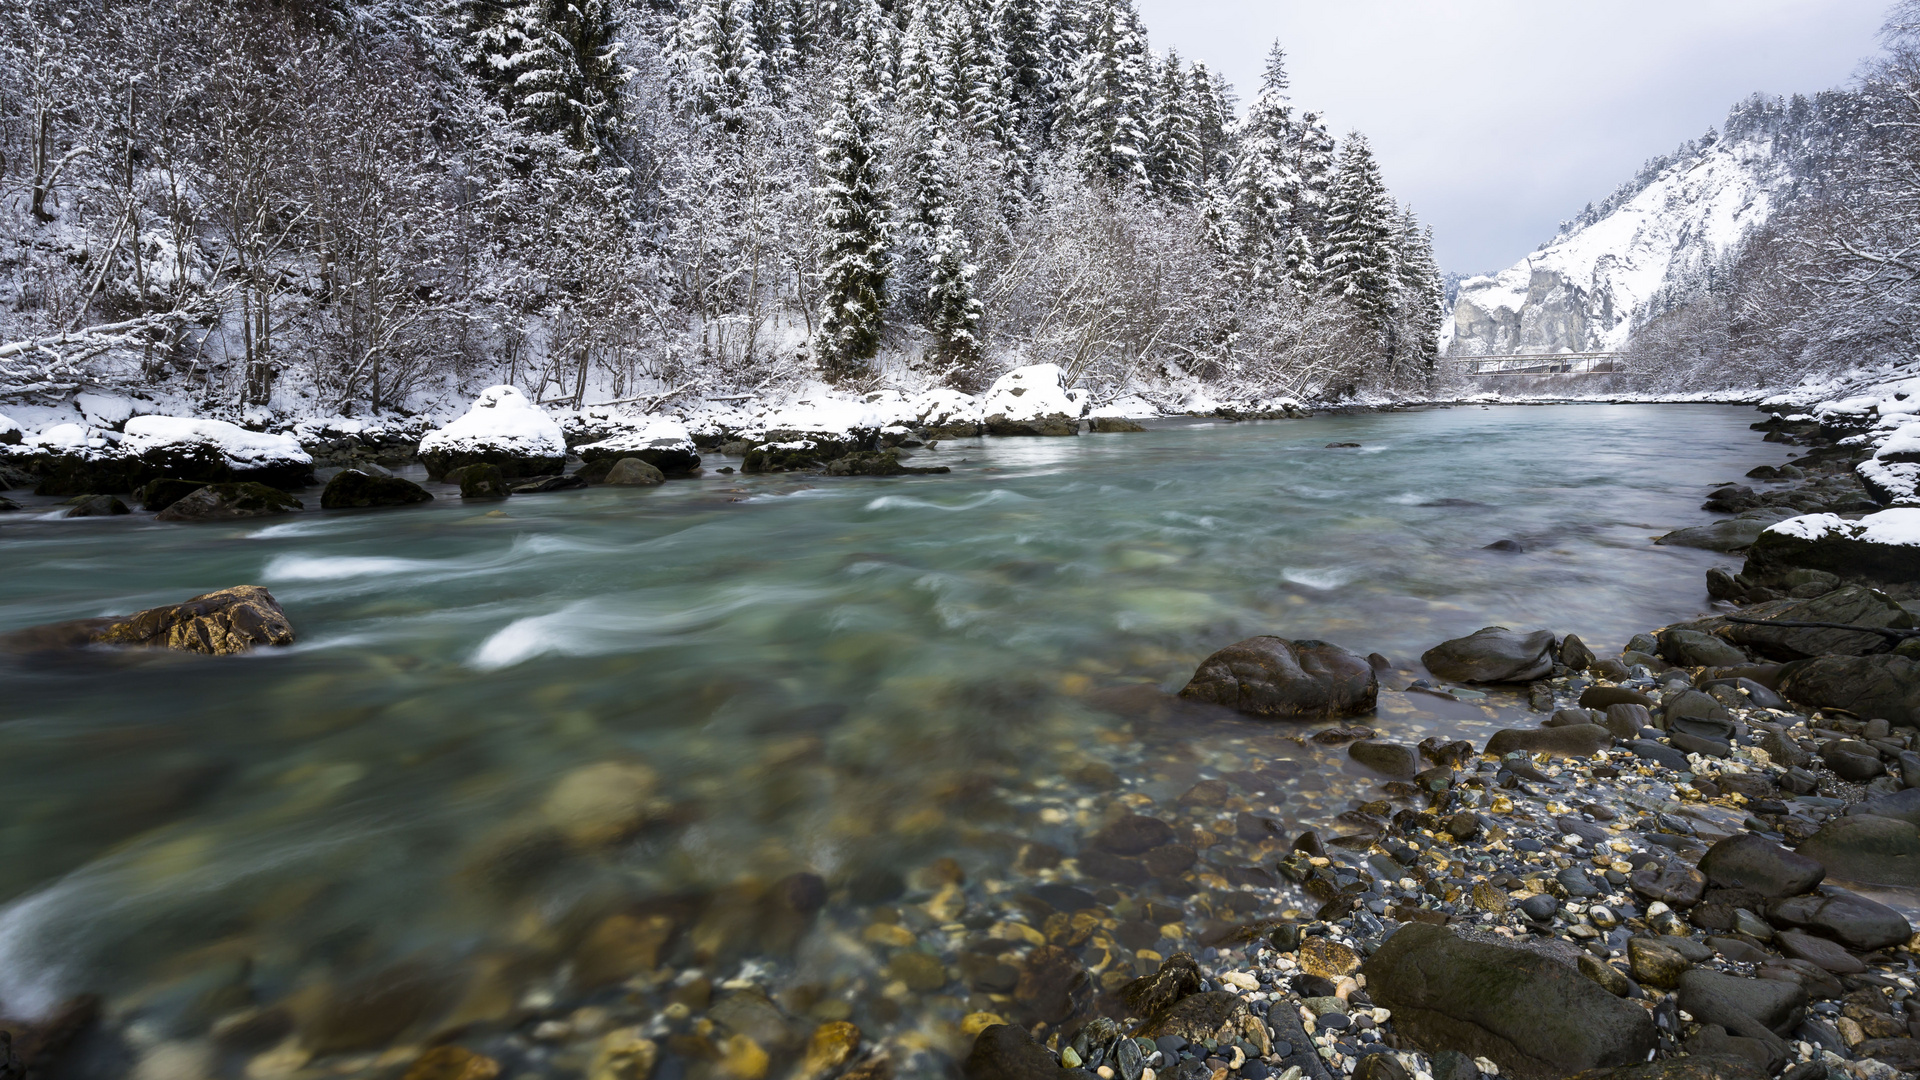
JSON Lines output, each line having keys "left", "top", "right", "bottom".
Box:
{"left": 13, "top": 416, "right": 312, "bottom": 495}
{"left": 292, "top": 415, "right": 434, "bottom": 469}
{"left": 911, "top": 388, "right": 984, "bottom": 438}
{"left": 575, "top": 417, "right": 701, "bottom": 475}
{"left": 418, "top": 386, "right": 567, "bottom": 480}
{"left": 0, "top": 413, "right": 22, "bottom": 446}
{"left": 981, "top": 364, "right": 1089, "bottom": 437}
{"left": 1746, "top": 509, "right": 1920, "bottom": 585}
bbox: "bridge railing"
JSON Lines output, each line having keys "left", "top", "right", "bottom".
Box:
{"left": 1439, "top": 353, "right": 1634, "bottom": 377}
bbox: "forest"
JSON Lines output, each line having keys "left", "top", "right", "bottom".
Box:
{"left": 1627, "top": 2, "right": 1920, "bottom": 389}
{"left": 0, "top": 0, "right": 1445, "bottom": 419}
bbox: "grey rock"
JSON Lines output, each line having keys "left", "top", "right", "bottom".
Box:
{"left": 1797, "top": 814, "right": 1920, "bottom": 887}
{"left": 320, "top": 470, "right": 431, "bottom": 509}
{"left": 1779, "top": 654, "right": 1920, "bottom": 727}
{"left": 156, "top": 482, "right": 301, "bottom": 522}
{"left": 1628, "top": 740, "right": 1690, "bottom": 771}
{"left": 1723, "top": 586, "right": 1913, "bottom": 660}
{"left": 1766, "top": 891, "right": 1912, "bottom": 951}
{"left": 1422, "top": 627, "right": 1558, "bottom": 683}
{"left": 965, "top": 1024, "right": 1060, "bottom": 1080}
{"left": 1349, "top": 740, "right": 1418, "bottom": 780}
{"left": 1603, "top": 704, "right": 1650, "bottom": 738}
{"left": 1774, "top": 929, "right": 1866, "bottom": 974}
{"left": 1819, "top": 739, "right": 1885, "bottom": 781}
{"left": 1483, "top": 725, "right": 1611, "bottom": 758}
{"left": 1630, "top": 860, "right": 1706, "bottom": 908}
{"left": 64, "top": 494, "right": 130, "bottom": 517}
{"left": 603, "top": 458, "right": 666, "bottom": 485}
{"left": 1361, "top": 922, "right": 1656, "bottom": 1080}
{"left": 1696, "top": 834, "right": 1825, "bottom": 898}
{"left": 1656, "top": 520, "right": 1772, "bottom": 552}
{"left": 1677, "top": 968, "right": 1806, "bottom": 1038}
{"left": 1845, "top": 786, "right": 1920, "bottom": 824}
{"left": 1658, "top": 629, "right": 1748, "bottom": 668}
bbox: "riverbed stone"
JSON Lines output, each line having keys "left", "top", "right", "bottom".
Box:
{"left": 321, "top": 469, "right": 432, "bottom": 510}
{"left": 156, "top": 482, "right": 300, "bottom": 521}
{"left": 450, "top": 463, "right": 510, "bottom": 498}
{"left": 823, "top": 450, "right": 950, "bottom": 476}
{"left": 1779, "top": 654, "right": 1920, "bottom": 726}
{"left": 1362, "top": 922, "right": 1656, "bottom": 1080}
{"left": 1774, "top": 930, "right": 1866, "bottom": 974}
{"left": 1678, "top": 969, "right": 1806, "bottom": 1037}
{"left": 1483, "top": 725, "right": 1610, "bottom": 758}
{"left": 965, "top": 1024, "right": 1059, "bottom": 1080}
{"left": 1580, "top": 686, "right": 1654, "bottom": 710}
{"left": 1722, "top": 587, "right": 1913, "bottom": 659}
{"left": 1422, "top": 627, "right": 1558, "bottom": 683}
{"left": 1630, "top": 860, "right": 1706, "bottom": 908}
{"left": 1627, "top": 936, "right": 1691, "bottom": 988}
{"left": 1697, "top": 834, "right": 1825, "bottom": 898}
{"left": 1120, "top": 952, "right": 1203, "bottom": 1017}
{"left": 1658, "top": 630, "right": 1748, "bottom": 668}
{"left": 1300, "top": 936, "right": 1362, "bottom": 979}
{"left": 1657, "top": 519, "right": 1774, "bottom": 552}
{"left": 540, "top": 762, "right": 661, "bottom": 850}
{"left": 402, "top": 1046, "right": 500, "bottom": 1080}
{"left": 1821, "top": 739, "right": 1885, "bottom": 781}
{"left": 1563, "top": 1056, "right": 1766, "bottom": 1080}
{"left": 1178, "top": 636, "right": 1378, "bottom": 720}
{"left": 1091, "top": 814, "right": 1173, "bottom": 855}
{"left": 0, "top": 585, "right": 295, "bottom": 656}
{"left": 603, "top": 458, "right": 667, "bottom": 486}
{"left": 1766, "top": 892, "right": 1912, "bottom": 951}
{"left": 1138, "top": 992, "right": 1269, "bottom": 1056}
{"left": 1349, "top": 740, "right": 1418, "bottom": 779}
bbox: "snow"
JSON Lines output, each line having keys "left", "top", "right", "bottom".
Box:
{"left": 911, "top": 387, "right": 984, "bottom": 427}
{"left": 1447, "top": 119, "right": 1789, "bottom": 354}
{"left": 27, "top": 423, "right": 114, "bottom": 455}
{"left": 1764, "top": 509, "right": 1920, "bottom": 547}
{"left": 74, "top": 393, "right": 137, "bottom": 428}
{"left": 418, "top": 385, "right": 566, "bottom": 457}
{"left": 982, "top": 364, "right": 1090, "bottom": 421}
{"left": 1874, "top": 422, "right": 1920, "bottom": 462}
{"left": 121, "top": 416, "right": 311, "bottom": 468}
{"left": 1859, "top": 459, "right": 1920, "bottom": 505}
{"left": 0, "top": 413, "right": 19, "bottom": 444}
{"left": 576, "top": 417, "right": 696, "bottom": 457}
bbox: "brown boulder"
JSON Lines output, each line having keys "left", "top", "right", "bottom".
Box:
{"left": 0, "top": 586, "right": 294, "bottom": 656}
{"left": 1178, "top": 636, "right": 1378, "bottom": 719}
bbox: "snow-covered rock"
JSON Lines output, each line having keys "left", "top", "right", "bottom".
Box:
{"left": 121, "top": 416, "right": 311, "bottom": 475}
{"left": 982, "top": 364, "right": 1089, "bottom": 436}
{"left": 7, "top": 415, "right": 313, "bottom": 495}
{"left": 0, "top": 413, "right": 19, "bottom": 446}
{"left": 418, "top": 386, "right": 568, "bottom": 480}
{"left": 575, "top": 417, "right": 701, "bottom": 475}
{"left": 1447, "top": 97, "right": 1836, "bottom": 355}
{"left": 911, "top": 388, "right": 985, "bottom": 436}
{"left": 1748, "top": 509, "right": 1920, "bottom": 584}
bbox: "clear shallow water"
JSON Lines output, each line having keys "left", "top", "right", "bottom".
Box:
{"left": 0, "top": 404, "right": 1787, "bottom": 1062}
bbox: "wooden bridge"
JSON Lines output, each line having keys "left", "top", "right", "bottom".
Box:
{"left": 1440, "top": 352, "right": 1634, "bottom": 377}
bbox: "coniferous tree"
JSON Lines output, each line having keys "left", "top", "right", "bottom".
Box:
{"left": 453, "top": 0, "right": 628, "bottom": 156}
{"left": 1394, "top": 211, "right": 1444, "bottom": 379}
{"left": 1228, "top": 42, "right": 1299, "bottom": 288}
{"left": 1323, "top": 132, "right": 1400, "bottom": 340}
{"left": 1145, "top": 49, "right": 1199, "bottom": 202}
{"left": 1062, "top": 0, "right": 1152, "bottom": 189}
{"left": 993, "top": 0, "right": 1051, "bottom": 148}
{"left": 815, "top": 74, "right": 893, "bottom": 376}
{"left": 674, "top": 0, "right": 765, "bottom": 132}
{"left": 1291, "top": 110, "right": 1336, "bottom": 236}
{"left": 1188, "top": 60, "right": 1235, "bottom": 189}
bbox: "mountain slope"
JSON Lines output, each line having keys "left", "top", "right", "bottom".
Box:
{"left": 1443, "top": 94, "right": 1848, "bottom": 356}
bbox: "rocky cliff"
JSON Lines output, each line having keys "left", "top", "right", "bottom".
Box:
{"left": 1444, "top": 93, "right": 1848, "bottom": 356}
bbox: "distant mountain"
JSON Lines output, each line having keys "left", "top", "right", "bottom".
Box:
{"left": 1443, "top": 93, "right": 1854, "bottom": 356}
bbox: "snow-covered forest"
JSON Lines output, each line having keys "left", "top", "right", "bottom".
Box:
{"left": 1621, "top": 2, "right": 1920, "bottom": 388}
{"left": 0, "top": 0, "right": 1444, "bottom": 420}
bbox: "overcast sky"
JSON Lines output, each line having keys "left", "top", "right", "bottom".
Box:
{"left": 1133, "top": 0, "right": 1893, "bottom": 275}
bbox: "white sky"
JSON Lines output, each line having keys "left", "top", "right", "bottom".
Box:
{"left": 1134, "top": 0, "right": 1893, "bottom": 274}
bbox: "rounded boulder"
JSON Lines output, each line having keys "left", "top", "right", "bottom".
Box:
{"left": 1178, "top": 636, "right": 1378, "bottom": 720}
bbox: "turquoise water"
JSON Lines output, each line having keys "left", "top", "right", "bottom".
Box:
{"left": 0, "top": 404, "right": 1785, "bottom": 1066}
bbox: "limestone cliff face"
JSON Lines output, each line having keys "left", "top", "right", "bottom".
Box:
{"left": 1444, "top": 93, "right": 1844, "bottom": 356}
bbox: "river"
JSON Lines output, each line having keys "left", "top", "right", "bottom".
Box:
{"left": 0, "top": 403, "right": 1787, "bottom": 1076}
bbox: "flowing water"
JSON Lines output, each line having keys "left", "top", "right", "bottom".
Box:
{"left": 0, "top": 404, "right": 1789, "bottom": 1073}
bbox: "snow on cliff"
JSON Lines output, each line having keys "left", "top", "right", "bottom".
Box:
{"left": 1446, "top": 96, "right": 1839, "bottom": 356}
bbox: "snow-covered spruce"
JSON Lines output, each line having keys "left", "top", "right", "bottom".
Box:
{"left": 417, "top": 386, "right": 568, "bottom": 481}
{"left": 4, "top": 415, "right": 312, "bottom": 495}
{"left": 982, "top": 364, "right": 1091, "bottom": 436}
